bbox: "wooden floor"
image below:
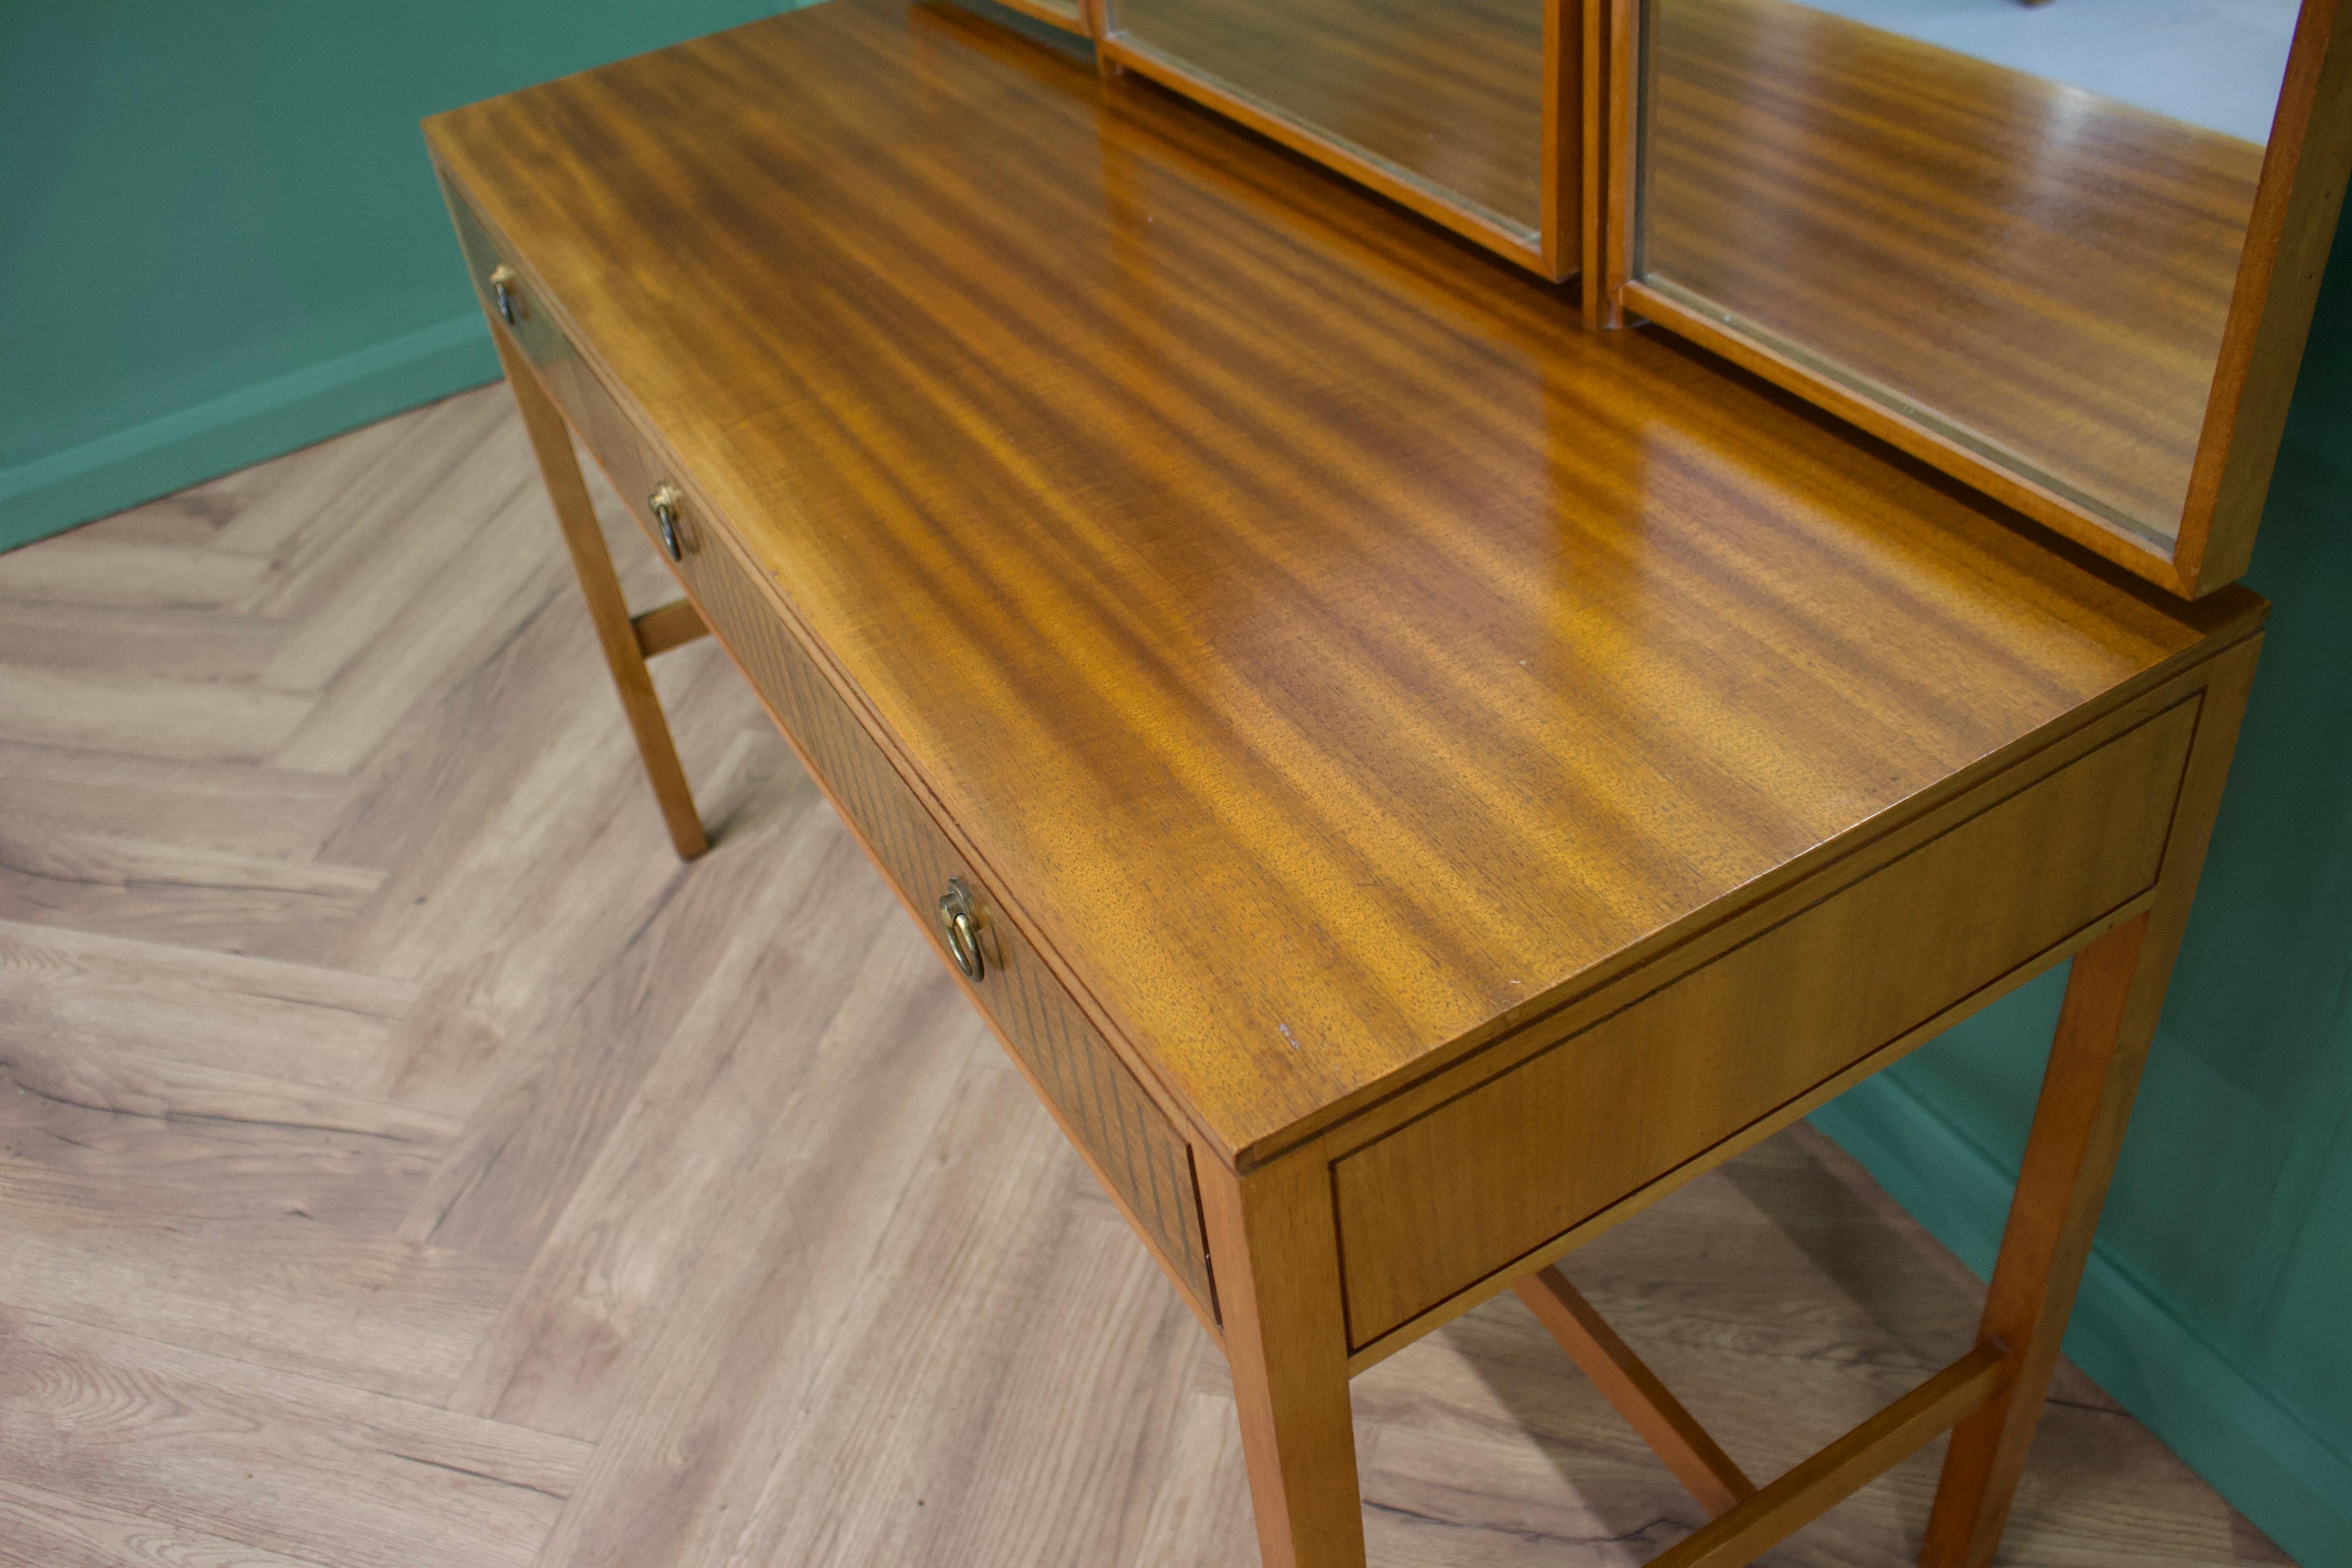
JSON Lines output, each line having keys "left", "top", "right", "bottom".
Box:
{"left": 0, "top": 384, "right": 2294, "bottom": 1568}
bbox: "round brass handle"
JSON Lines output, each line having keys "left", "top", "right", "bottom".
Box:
{"left": 488, "top": 264, "right": 520, "bottom": 327}
{"left": 937, "top": 879, "right": 985, "bottom": 982}
{"left": 649, "top": 483, "right": 684, "bottom": 562}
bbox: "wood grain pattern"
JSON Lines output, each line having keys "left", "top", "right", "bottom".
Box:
{"left": 1194, "top": 1153, "right": 1366, "bottom": 1568}
{"left": 629, "top": 598, "right": 708, "bottom": 658}
{"left": 1641, "top": 0, "right": 2266, "bottom": 536}
{"left": 667, "top": 467, "right": 1218, "bottom": 1317}
{"left": 0, "top": 1308, "right": 589, "bottom": 1568}
{"left": 1647, "top": 1341, "right": 2008, "bottom": 1568}
{"left": 455, "top": 176, "right": 1216, "bottom": 1314}
{"left": 1103, "top": 0, "right": 1547, "bottom": 237}
{"left": 0, "top": 399, "right": 2291, "bottom": 1564}
{"left": 1510, "top": 1265, "right": 1755, "bottom": 1517}
{"left": 1330, "top": 695, "right": 2197, "bottom": 1344}
{"left": 447, "top": 202, "right": 1213, "bottom": 1316}
{"left": 454, "top": 223, "right": 1232, "bottom": 1316}
{"left": 487, "top": 314, "right": 707, "bottom": 861}
{"left": 423, "top": 0, "right": 2263, "bottom": 1172}
{"left": 2179, "top": 0, "right": 2352, "bottom": 591}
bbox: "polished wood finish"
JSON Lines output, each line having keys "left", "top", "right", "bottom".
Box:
{"left": 1925, "top": 918, "right": 2160, "bottom": 1567}
{"left": 2180, "top": 0, "right": 2352, "bottom": 591}
{"left": 1582, "top": 0, "right": 1628, "bottom": 326}
{"left": 625, "top": 595, "right": 705, "bottom": 658}
{"left": 654, "top": 415, "right": 1221, "bottom": 1322}
{"left": 485, "top": 314, "right": 706, "bottom": 863}
{"left": 1608, "top": 0, "right": 2352, "bottom": 597}
{"left": 1927, "top": 631, "right": 2265, "bottom": 1567}
{"left": 0, "top": 387, "right": 2292, "bottom": 1568}
{"left": 1511, "top": 1266, "right": 1755, "bottom": 1516}
{"left": 452, "top": 148, "right": 1218, "bottom": 1321}
{"left": 431, "top": 0, "right": 2258, "bottom": 1172}
{"left": 1095, "top": 0, "right": 1555, "bottom": 269}
{"left": 1649, "top": 1342, "right": 2010, "bottom": 1568}
{"left": 1330, "top": 698, "right": 2195, "bottom": 1345}
{"left": 628, "top": 597, "right": 709, "bottom": 659}
{"left": 1196, "top": 1153, "right": 1366, "bottom": 1568}
{"left": 422, "top": 4, "right": 2274, "bottom": 1563}
{"left": 1539, "top": 0, "right": 1581, "bottom": 279}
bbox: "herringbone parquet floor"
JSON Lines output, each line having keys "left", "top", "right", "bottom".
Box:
{"left": 0, "top": 384, "right": 2292, "bottom": 1567}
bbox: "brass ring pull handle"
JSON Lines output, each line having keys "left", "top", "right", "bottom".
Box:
{"left": 649, "top": 483, "right": 685, "bottom": 562}
{"left": 937, "top": 879, "right": 986, "bottom": 982}
{"left": 488, "top": 264, "right": 521, "bottom": 327}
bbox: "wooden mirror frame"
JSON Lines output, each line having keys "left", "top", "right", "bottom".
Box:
{"left": 1587, "top": 0, "right": 2352, "bottom": 598}
{"left": 1080, "top": 0, "right": 1585, "bottom": 280}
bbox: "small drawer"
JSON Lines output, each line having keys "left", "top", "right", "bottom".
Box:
{"left": 1331, "top": 698, "right": 2201, "bottom": 1349}
{"left": 443, "top": 174, "right": 1218, "bottom": 1324}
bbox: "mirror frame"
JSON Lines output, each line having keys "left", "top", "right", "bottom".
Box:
{"left": 1589, "top": 0, "right": 2352, "bottom": 598}
{"left": 1085, "top": 0, "right": 1585, "bottom": 279}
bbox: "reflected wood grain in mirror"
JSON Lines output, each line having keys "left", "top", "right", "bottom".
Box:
{"left": 1001, "top": 0, "right": 1087, "bottom": 34}
{"left": 1638, "top": 0, "right": 2268, "bottom": 542}
{"left": 1108, "top": 0, "right": 1548, "bottom": 236}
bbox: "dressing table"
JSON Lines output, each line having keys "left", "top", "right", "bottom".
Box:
{"left": 423, "top": 1, "right": 2347, "bottom": 1561}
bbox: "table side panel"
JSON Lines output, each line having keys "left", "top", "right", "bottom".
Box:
{"left": 1330, "top": 698, "right": 2202, "bottom": 1347}
{"left": 442, "top": 175, "right": 1217, "bottom": 1321}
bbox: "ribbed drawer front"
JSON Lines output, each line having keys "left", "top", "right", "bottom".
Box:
{"left": 678, "top": 526, "right": 1217, "bottom": 1322}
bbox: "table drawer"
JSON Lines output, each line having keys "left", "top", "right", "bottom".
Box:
{"left": 675, "top": 520, "right": 1217, "bottom": 1322}
{"left": 442, "top": 177, "right": 1218, "bottom": 1325}
{"left": 1330, "top": 698, "right": 2201, "bottom": 1349}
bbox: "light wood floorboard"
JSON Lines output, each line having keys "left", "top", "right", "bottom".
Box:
{"left": 0, "top": 386, "right": 2295, "bottom": 1566}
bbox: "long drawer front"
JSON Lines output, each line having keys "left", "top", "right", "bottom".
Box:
{"left": 679, "top": 525, "right": 1217, "bottom": 1322}
{"left": 1331, "top": 698, "right": 2201, "bottom": 1349}
{"left": 442, "top": 175, "right": 1217, "bottom": 1324}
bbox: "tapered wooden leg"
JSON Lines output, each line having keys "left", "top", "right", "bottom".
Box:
{"left": 1919, "top": 917, "right": 2158, "bottom": 1566}
{"left": 488, "top": 317, "right": 707, "bottom": 861}
{"left": 1923, "top": 640, "right": 2262, "bottom": 1568}
{"left": 1196, "top": 1152, "right": 1368, "bottom": 1568}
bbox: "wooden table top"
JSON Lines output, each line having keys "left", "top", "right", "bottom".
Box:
{"left": 426, "top": 0, "right": 2260, "bottom": 1166}
{"left": 1645, "top": 0, "right": 2267, "bottom": 539}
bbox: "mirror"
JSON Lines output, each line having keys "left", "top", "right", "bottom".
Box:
{"left": 1102, "top": 0, "right": 1553, "bottom": 255}
{"left": 990, "top": 0, "right": 1089, "bottom": 35}
{"left": 1633, "top": 0, "right": 2301, "bottom": 555}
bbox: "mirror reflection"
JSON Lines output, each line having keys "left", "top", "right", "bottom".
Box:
{"left": 1110, "top": 0, "right": 1547, "bottom": 236}
{"left": 1638, "top": 0, "right": 2299, "bottom": 542}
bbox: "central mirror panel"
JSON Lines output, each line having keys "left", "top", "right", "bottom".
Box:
{"left": 1108, "top": 0, "right": 1548, "bottom": 242}
{"left": 1636, "top": 0, "right": 2296, "bottom": 547}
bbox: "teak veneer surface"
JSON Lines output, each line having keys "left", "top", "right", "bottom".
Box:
{"left": 1642, "top": 0, "right": 2267, "bottom": 539}
{"left": 425, "top": 0, "right": 2261, "bottom": 1167}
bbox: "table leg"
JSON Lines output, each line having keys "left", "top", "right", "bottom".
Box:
{"left": 1919, "top": 916, "right": 2157, "bottom": 1566}
{"left": 1196, "top": 1153, "right": 1368, "bottom": 1568}
{"left": 488, "top": 315, "right": 708, "bottom": 861}
{"left": 1923, "top": 635, "right": 2262, "bottom": 1568}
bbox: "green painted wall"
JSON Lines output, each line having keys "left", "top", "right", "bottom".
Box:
{"left": 1813, "top": 193, "right": 2352, "bottom": 1568}
{"left": 4, "top": 2, "right": 2348, "bottom": 1559}
{"left": 0, "top": 0, "right": 810, "bottom": 552}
